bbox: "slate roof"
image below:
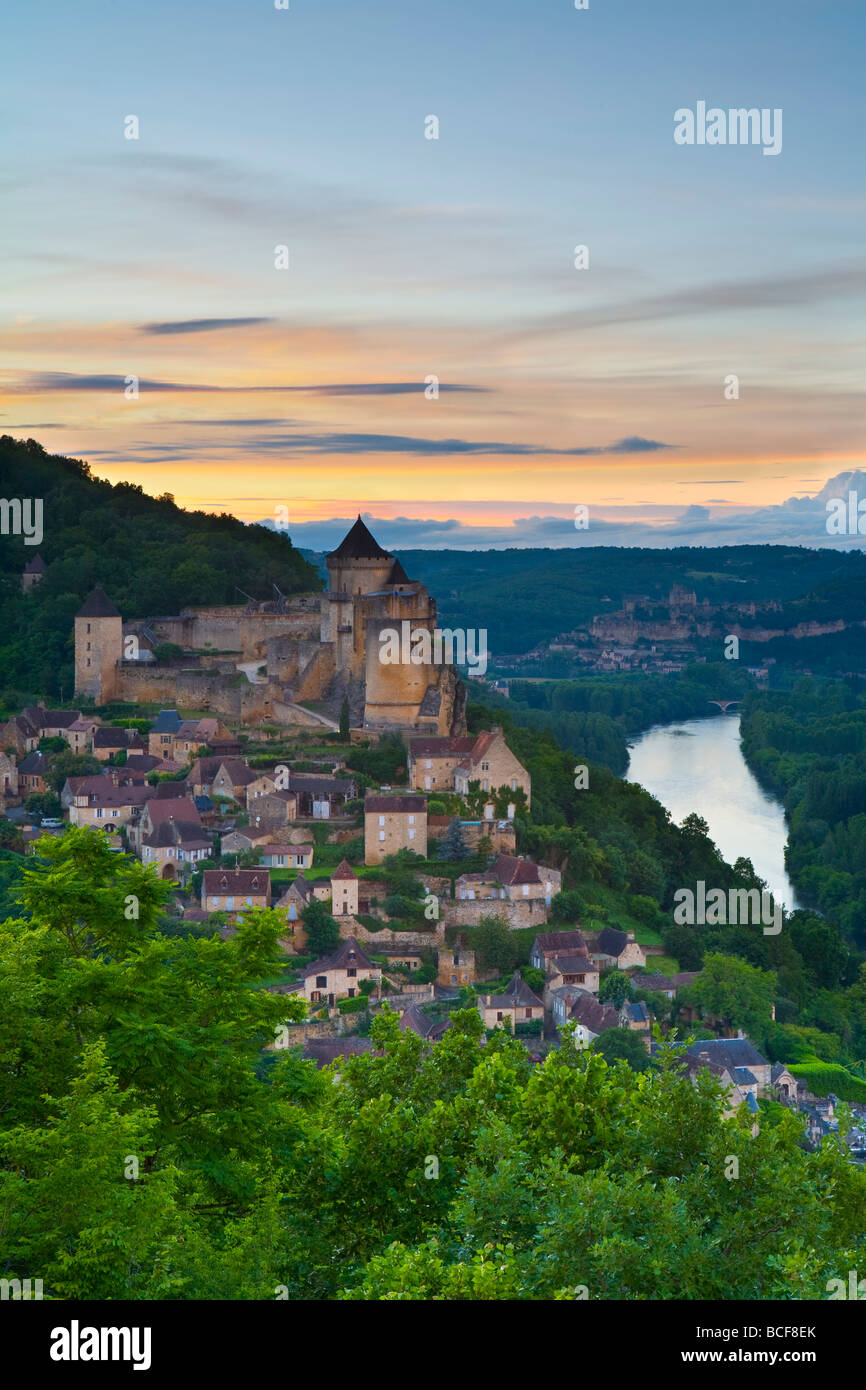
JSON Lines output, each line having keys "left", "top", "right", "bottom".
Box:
{"left": 597, "top": 925, "right": 629, "bottom": 957}
{"left": 327, "top": 515, "right": 391, "bottom": 561}
{"left": 277, "top": 874, "right": 316, "bottom": 903}
{"left": 302, "top": 936, "right": 376, "bottom": 978}
{"left": 685, "top": 1037, "right": 769, "bottom": 1074}
{"left": 18, "top": 750, "right": 52, "bottom": 775}
{"left": 387, "top": 557, "right": 411, "bottom": 585}
{"left": 144, "top": 820, "right": 211, "bottom": 851}
{"left": 623, "top": 1000, "right": 650, "bottom": 1024}
{"left": 151, "top": 710, "right": 183, "bottom": 733}
{"left": 75, "top": 587, "right": 121, "bottom": 619}
{"left": 365, "top": 793, "right": 426, "bottom": 814}
{"left": 408, "top": 735, "right": 476, "bottom": 761}
{"left": 733, "top": 1067, "right": 759, "bottom": 1087}
{"left": 93, "top": 727, "right": 145, "bottom": 750}
{"left": 23, "top": 706, "right": 80, "bottom": 730}
{"left": 551, "top": 953, "right": 595, "bottom": 974}
{"left": 23, "top": 553, "right": 46, "bottom": 574}
{"left": 483, "top": 970, "right": 544, "bottom": 1010}
{"left": 533, "top": 930, "right": 589, "bottom": 957}
{"left": 202, "top": 869, "right": 270, "bottom": 896}
{"left": 302, "top": 1037, "right": 375, "bottom": 1068}
{"left": 331, "top": 858, "right": 358, "bottom": 879}
{"left": 569, "top": 994, "right": 620, "bottom": 1035}
{"left": 144, "top": 797, "right": 202, "bottom": 826}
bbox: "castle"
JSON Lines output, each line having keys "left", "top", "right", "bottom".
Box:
{"left": 74, "top": 517, "right": 466, "bottom": 736}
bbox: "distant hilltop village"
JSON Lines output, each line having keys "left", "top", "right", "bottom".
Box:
{"left": 73, "top": 517, "right": 466, "bottom": 736}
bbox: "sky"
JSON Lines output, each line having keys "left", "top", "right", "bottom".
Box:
{"left": 2, "top": 0, "right": 864, "bottom": 547}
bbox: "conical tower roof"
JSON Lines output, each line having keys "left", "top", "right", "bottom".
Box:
{"left": 387, "top": 557, "right": 411, "bottom": 585}
{"left": 75, "top": 586, "right": 121, "bottom": 619}
{"left": 328, "top": 515, "right": 391, "bottom": 562}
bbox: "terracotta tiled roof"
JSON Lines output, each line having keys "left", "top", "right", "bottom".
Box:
{"left": 331, "top": 858, "right": 358, "bottom": 880}
{"left": 203, "top": 869, "right": 270, "bottom": 896}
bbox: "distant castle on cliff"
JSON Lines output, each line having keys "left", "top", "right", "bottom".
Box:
{"left": 74, "top": 517, "right": 466, "bottom": 735}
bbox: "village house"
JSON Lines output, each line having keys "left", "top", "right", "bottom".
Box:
{"left": 620, "top": 999, "right": 652, "bottom": 1046}
{"left": 683, "top": 1037, "right": 773, "bottom": 1091}
{"left": 770, "top": 1061, "right": 800, "bottom": 1104}
{"left": 64, "top": 716, "right": 101, "bottom": 753}
{"left": 289, "top": 773, "right": 357, "bottom": 819}
{"left": 0, "top": 712, "right": 40, "bottom": 756}
{"left": 16, "top": 750, "right": 51, "bottom": 795}
{"left": 259, "top": 842, "right": 314, "bottom": 870}
{"left": 586, "top": 925, "right": 647, "bottom": 971}
{"left": 20, "top": 552, "right": 46, "bottom": 592}
{"left": 408, "top": 726, "right": 531, "bottom": 809}
{"left": 202, "top": 868, "right": 271, "bottom": 916}
{"left": 364, "top": 793, "right": 428, "bottom": 864}
{"left": 63, "top": 775, "right": 150, "bottom": 828}
{"left": 148, "top": 711, "right": 231, "bottom": 763}
{"left": 141, "top": 818, "right": 212, "bottom": 880}
{"left": 477, "top": 971, "right": 545, "bottom": 1031}
{"left": 399, "top": 1002, "right": 452, "bottom": 1042}
{"left": 632, "top": 970, "right": 700, "bottom": 1000}
{"left": 450, "top": 855, "right": 562, "bottom": 929}
{"left": 437, "top": 942, "right": 476, "bottom": 988}
{"left": 247, "top": 789, "right": 298, "bottom": 831}
{"left": 130, "top": 796, "right": 203, "bottom": 852}
{"left": 274, "top": 874, "right": 317, "bottom": 936}
{"left": 289, "top": 937, "right": 381, "bottom": 1007}
{"left": 92, "top": 726, "right": 147, "bottom": 761}
{"left": 427, "top": 812, "right": 517, "bottom": 854}
{"left": 329, "top": 858, "right": 359, "bottom": 916}
{"left": 21, "top": 705, "right": 84, "bottom": 743}
{"left": 377, "top": 946, "right": 425, "bottom": 973}
{"left": 530, "top": 929, "right": 599, "bottom": 1004}
{"left": 219, "top": 828, "right": 273, "bottom": 857}
{"left": 554, "top": 990, "right": 620, "bottom": 1046}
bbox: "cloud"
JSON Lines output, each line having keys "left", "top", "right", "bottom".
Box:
{"left": 139, "top": 318, "right": 276, "bottom": 335}
{"left": 246, "top": 432, "right": 674, "bottom": 458}
{"left": 525, "top": 262, "right": 866, "bottom": 336}
{"left": 4, "top": 371, "right": 488, "bottom": 398}
{"left": 253, "top": 471, "right": 866, "bottom": 551}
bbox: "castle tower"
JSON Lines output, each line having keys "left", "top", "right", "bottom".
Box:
{"left": 74, "top": 587, "right": 122, "bottom": 703}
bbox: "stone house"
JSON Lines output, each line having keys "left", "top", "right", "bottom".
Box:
{"left": 555, "top": 990, "right": 620, "bottom": 1046}
{"left": 21, "top": 705, "right": 83, "bottom": 742}
{"left": 454, "top": 855, "right": 561, "bottom": 919}
{"left": 586, "top": 925, "right": 647, "bottom": 971}
{"left": 220, "top": 828, "right": 273, "bottom": 857}
{"left": 248, "top": 789, "right": 298, "bottom": 831}
{"left": 620, "top": 999, "right": 652, "bottom": 1045}
{"left": 0, "top": 712, "right": 40, "bottom": 756}
{"left": 131, "top": 797, "right": 203, "bottom": 852}
{"left": 378, "top": 946, "right": 425, "bottom": 973}
{"left": 478, "top": 971, "right": 544, "bottom": 1031}
{"left": 141, "top": 819, "right": 212, "bottom": 880}
{"left": 408, "top": 726, "right": 530, "bottom": 809}
{"left": 438, "top": 942, "right": 476, "bottom": 988}
{"left": 260, "top": 842, "right": 314, "bottom": 870}
{"left": 17, "top": 750, "right": 51, "bottom": 795}
{"left": 63, "top": 776, "right": 151, "bottom": 828}
{"left": 364, "top": 793, "right": 427, "bottom": 864}
{"left": 148, "top": 711, "right": 231, "bottom": 763}
{"left": 92, "top": 727, "right": 147, "bottom": 761}
{"left": 64, "top": 716, "right": 100, "bottom": 753}
{"left": 202, "top": 868, "right": 271, "bottom": 916}
{"left": 683, "top": 1037, "right": 772, "bottom": 1091}
{"left": 289, "top": 936, "right": 380, "bottom": 1006}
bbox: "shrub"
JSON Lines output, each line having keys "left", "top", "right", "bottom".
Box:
{"left": 337, "top": 996, "right": 368, "bottom": 1015}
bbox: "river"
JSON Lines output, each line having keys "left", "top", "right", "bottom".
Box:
{"left": 625, "top": 714, "right": 798, "bottom": 909}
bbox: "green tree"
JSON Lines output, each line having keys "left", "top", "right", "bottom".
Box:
{"left": 436, "top": 818, "right": 469, "bottom": 861}
{"left": 339, "top": 696, "right": 350, "bottom": 742}
{"left": 680, "top": 952, "right": 777, "bottom": 1042}
{"left": 590, "top": 1027, "right": 652, "bottom": 1071}
{"left": 302, "top": 898, "right": 341, "bottom": 957}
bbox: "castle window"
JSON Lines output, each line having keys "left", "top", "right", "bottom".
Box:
{"left": 409, "top": 829, "right": 415, "bottom": 840}
{"left": 379, "top": 831, "right": 385, "bottom": 841}
{"left": 86, "top": 659, "right": 91, "bottom": 667}
{"left": 378, "top": 815, "right": 385, "bottom": 827}
{"left": 408, "top": 815, "right": 414, "bottom": 825}
{"left": 86, "top": 624, "right": 91, "bottom": 634}
{"left": 481, "top": 761, "right": 489, "bottom": 771}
